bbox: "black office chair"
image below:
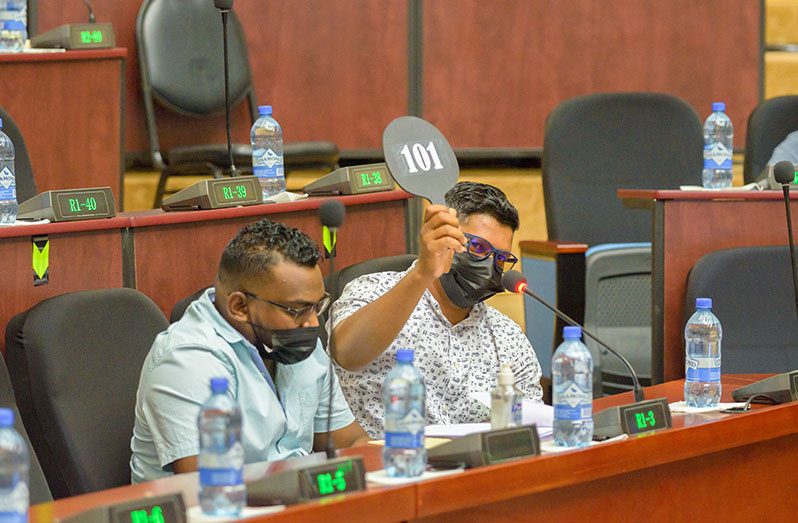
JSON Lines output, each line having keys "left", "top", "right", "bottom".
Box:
{"left": 0, "top": 106, "right": 37, "bottom": 203}
{"left": 170, "top": 286, "right": 210, "bottom": 323}
{"left": 523, "top": 92, "right": 703, "bottom": 393}
{"left": 326, "top": 254, "right": 418, "bottom": 304}
{"left": 744, "top": 95, "right": 798, "bottom": 185}
{"left": 136, "top": 0, "right": 340, "bottom": 207}
{"left": 684, "top": 246, "right": 798, "bottom": 373}
{"left": 5, "top": 288, "right": 169, "bottom": 498}
{"left": 0, "top": 337, "right": 50, "bottom": 503}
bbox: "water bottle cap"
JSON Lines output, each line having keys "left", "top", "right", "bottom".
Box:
{"left": 258, "top": 105, "right": 273, "bottom": 116}
{"left": 563, "top": 326, "right": 582, "bottom": 339}
{"left": 0, "top": 118, "right": 4, "bottom": 128}
{"left": 712, "top": 102, "right": 725, "bottom": 112}
{"left": 395, "top": 349, "right": 414, "bottom": 363}
{"left": 210, "top": 377, "right": 229, "bottom": 393}
{"left": 696, "top": 297, "right": 712, "bottom": 309}
{"left": 0, "top": 408, "right": 13, "bottom": 427}
{"left": 498, "top": 363, "right": 515, "bottom": 385}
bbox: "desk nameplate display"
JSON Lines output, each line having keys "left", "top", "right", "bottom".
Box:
{"left": 161, "top": 176, "right": 263, "bottom": 211}
{"left": 247, "top": 456, "right": 367, "bottom": 506}
{"left": 303, "top": 163, "right": 395, "bottom": 196}
{"left": 60, "top": 492, "right": 186, "bottom": 523}
{"left": 594, "top": 398, "right": 672, "bottom": 440}
{"left": 427, "top": 425, "right": 540, "bottom": 469}
{"left": 18, "top": 187, "right": 115, "bottom": 222}
{"left": 30, "top": 23, "right": 116, "bottom": 49}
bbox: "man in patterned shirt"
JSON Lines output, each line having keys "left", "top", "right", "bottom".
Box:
{"left": 330, "top": 181, "right": 543, "bottom": 437}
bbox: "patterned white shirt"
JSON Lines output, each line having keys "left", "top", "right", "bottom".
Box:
{"left": 330, "top": 265, "right": 543, "bottom": 438}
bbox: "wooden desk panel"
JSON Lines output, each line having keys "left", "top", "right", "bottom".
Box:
{"left": 618, "top": 190, "right": 798, "bottom": 382}
{"left": 0, "top": 49, "right": 125, "bottom": 205}
{"left": 0, "top": 218, "right": 128, "bottom": 354}
{"left": 128, "top": 192, "right": 411, "bottom": 316}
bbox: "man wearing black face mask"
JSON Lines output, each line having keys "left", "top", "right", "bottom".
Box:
{"left": 130, "top": 219, "right": 368, "bottom": 483}
{"left": 331, "top": 182, "right": 543, "bottom": 438}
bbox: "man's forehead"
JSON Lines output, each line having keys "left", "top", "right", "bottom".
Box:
{"left": 250, "top": 260, "right": 324, "bottom": 300}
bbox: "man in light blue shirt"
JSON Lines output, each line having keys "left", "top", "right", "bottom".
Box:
{"left": 130, "top": 219, "right": 368, "bottom": 483}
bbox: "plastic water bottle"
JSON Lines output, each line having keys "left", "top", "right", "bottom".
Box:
{"left": 552, "top": 326, "right": 593, "bottom": 447}
{"left": 0, "top": 119, "right": 17, "bottom": 224}
{"left": 0, "top": 408, "right": 29, "bottom": 523}
{"left": 490, "top": 363, "right": 523, "bottom": 429}
{"left": 0, "top": 1, "right": 27, "bottom": 52}
{"left": 250, "top": 105, "right": 285, "bottom": 200}
{"left": 684, "top": 298, "right": 722, "bottom": 407}
{"left": 702, "top": 102, "right": 734, "bottom": 189}
{"left": 198, "top": 377, "right": 245, "bottom": 516}
{"left": 383, "top": 349, "right": 426, "bottom": 477}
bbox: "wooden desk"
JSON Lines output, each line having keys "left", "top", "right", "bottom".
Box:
{"left": 124, "top": 191, "right": 413, "bottom": 316}
{"left": 30, "top": 375, "right": 798, "bottom": 522}
{"left": 0, "top": 218, "right": 129, "bottom": 354}
{"left": 617, "top": 190, "right": 798, "bottom": 383}
{"left": 0, "top": 49, "right": 126, "bottom": 207}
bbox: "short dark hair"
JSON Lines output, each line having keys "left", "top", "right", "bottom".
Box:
{"left": 218, "top": 219, "right": 320, "bottom": 283}
{"left": 445, "top": 181, "right": 520, "bottom": 231}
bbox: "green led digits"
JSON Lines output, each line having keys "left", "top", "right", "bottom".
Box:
{"left": 316, "top": 472, "right": 334, "bottom": 495}
{"left": 129, "top": 506, "right": 164, "bottom": 523}
{"left": 360, "top": 173, "right": 371, "bottom": 186}
{"left": 315, "top": 462, "right": 351, "bottom": 496}
{"left": 634, "top": 410, "right": 657, "bottom": 430}
{"left": 130, "top": 510, "right": 148, "bottom": 523}
{"left": 67, "top": 197, "right": 97, "bottom": 213}
{"left": 236, "top": 185, "right": 247, "bottom": 198}
{"left": 372, "top": 171, "right": 382, "bottom": 184}
{"left": 80, "top": 30, "right": 103, "bottom": 44}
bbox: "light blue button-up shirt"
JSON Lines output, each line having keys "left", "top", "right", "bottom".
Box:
{"left": 130, "top": 288, "right": 355, "bottom": 484}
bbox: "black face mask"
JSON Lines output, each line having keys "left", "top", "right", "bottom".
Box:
{"left": 249, "top": 320, "right": 321, "bottom": 365}
{"left": 439, "top": 252, "right": 504, "bottom": 309}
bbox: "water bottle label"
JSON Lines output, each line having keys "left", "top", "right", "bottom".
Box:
{"left": 511, "top": 400, "right": 523, "bottom": 425}
{"left": 253, "top": 148, "right": 284, "bottom": 178}
{"left": 685, "top": 356, "right": 721, "bottom": 382}
{"left": 385, "top": 408, "right": 424, "bottom": 448}
{"left": 703, "top": 143, "right": 732, "bottom": 169}
{"left": 0, "top": 166, "right": 15, "bottom": 200}
{"left": 0, "top": 512, "right": 27, "bottom": 523}
{"left": 554, "top": 382, "right": 592, "bottom": 420}
{"left": 385, "top": 431, "right": 424, "bottom": 448}
{"left": 199, "top": 467, "right": 244, "bottom": 487}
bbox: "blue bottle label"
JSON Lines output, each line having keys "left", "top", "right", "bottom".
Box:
{"left": 252, "top": 148, "right": 284, "bottom": 179}
{"left": 554, "top": 382, "right": 592, "bottom": 421}
{"left": 385, "top": 431, "right": 424, "bottom": 449}
{"left": 685, "top": 356, "right": 721, "bottom": 382}
{"left": 384, "top": 408, "right": 424, "bottom": 448}
{"left": 703, "top": 143, "right": 732, "bottom": 169}
{"left": 199, "top": 468, "right": 243, "bottom": 487}
{"left": 0, "top": 166, "right": 15, "bottom": 200}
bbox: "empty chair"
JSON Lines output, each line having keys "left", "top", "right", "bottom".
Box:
{"left": 522, "top": 92, "right": 703, "bottom": 390}
{"left": 136, "top": 0, "right": 339, "bottom": 207}
{"left": 5, "top": 289, "right": 169, "bottom": 498}
{"left": 684, "top": 246, "right": 798, "bottom": 374}
{"left": 744, "top": 95, "right": 798, "bottom": 185}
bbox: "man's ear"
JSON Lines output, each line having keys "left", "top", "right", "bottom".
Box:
{"left": 226, "top": 291, "right": 250, "bottom": 322}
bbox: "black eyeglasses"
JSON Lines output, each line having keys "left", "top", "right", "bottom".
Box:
{"left": 463, "top": 233, "right": 518, "bottom": 272}
{"left": 243, "top": 291, "right": 331, "bottom": 322}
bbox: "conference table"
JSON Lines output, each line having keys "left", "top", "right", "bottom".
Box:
{"left": 29, "top": 374, "right": 798, "bottom": 522}
{"left": 0, "top": 191, "right": 412, "bottom": 353}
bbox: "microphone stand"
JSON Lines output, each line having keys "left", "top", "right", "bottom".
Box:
{"left": 216, "top": 4, "right": 238, "bottom": 176}
{"left": 781, "top": 183, "right": 798, "bottom": 320}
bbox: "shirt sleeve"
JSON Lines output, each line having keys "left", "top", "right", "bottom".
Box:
{"left": 140, "top": 345, "right": 237, "bottom": 470}
{"left": 313, "top": 346, "right": 356, "bottom": 433}
{"left": 494, "top": 312, "right": 544, "bottom": 403}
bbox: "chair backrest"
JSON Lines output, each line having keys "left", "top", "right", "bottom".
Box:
{"left": 170, "top": 286, "right": 209, "bottom": 323}
{"left": 543, "top": 92, "right": 703, "bottom": 246}
{"left": 136, "top": 0, "right": 257, "bottom": 162}
{"left": 684, "top": 246, "right": 798, "bottom": 374}
{"left": 744, "top": 96, "right": 798, "bottom": 185}
{"left": 0, "top": 106, "right": 37, "bottom": 203}
{"left": 5, "top": 289, "right": 169, "bottom": 498}
{"left": 327, "top": 255, "right": 418, "bottom": 304}
{"left": 583, "top": 244, "right": 652, "bottom": 396}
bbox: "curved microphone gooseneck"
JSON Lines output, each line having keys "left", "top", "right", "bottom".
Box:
{"left": 319, "top": 200, "right": 346, "bottom": 459}
{"left": 774, "top": 160, "right": 798, "bottom": 320}
{"left": 214, "top": 0, "right": 238, "bottom": 176}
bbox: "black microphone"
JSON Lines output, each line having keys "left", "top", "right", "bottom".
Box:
{"left": 774, "top": 160, "right": 798, "bottom": 320}
{"left": 82, "top": 0, "right": 96, "bottom": 23}
{"left": 501, "top": 270, "right": 645, "bottom": 402}
{"left": 213, "top": 0, "right": 238, "bottom": 176}
{"left": 732, "top": 162, "right": 798, "bottom": 405}
{"left": 320, "top": 200, "right": 346, "bottom": 459}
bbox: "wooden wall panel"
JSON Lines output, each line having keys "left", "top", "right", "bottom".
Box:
{"left": 423, "top": 0, "right": 761, "bottom": 148}
{"left": 36, "top": 0, "right": 408, "bottom": 154}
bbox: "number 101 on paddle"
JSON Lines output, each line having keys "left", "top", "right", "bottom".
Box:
{"left": 399, "top": 141, "right": 445, "bottom": 174}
